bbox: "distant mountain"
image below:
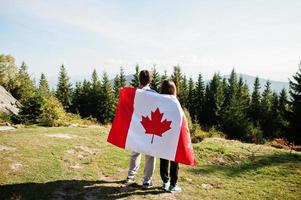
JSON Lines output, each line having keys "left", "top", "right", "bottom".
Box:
{"left": 117, "top": 74, "right": 289, "bottom": 93}
{"left": 222, "top": 74, "right": 289, "bottom": 93}
{"left": 111, "top": 73, "right": 289, "bottom": 94}
{"left": 48, "top": 73, "right": 289, "bottom": 94}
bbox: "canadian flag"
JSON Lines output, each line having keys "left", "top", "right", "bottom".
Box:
{"left": 107, "top": 87, "right": 196, "bottom": 166}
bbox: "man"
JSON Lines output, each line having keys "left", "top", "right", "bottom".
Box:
{"left": 126, "top": 70, "right": 156, "bottom": 188}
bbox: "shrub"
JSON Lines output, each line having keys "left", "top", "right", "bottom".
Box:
{"left": 64, "top": 113, "right": 98, "bottom": 126}
{"left": 38, "top": 95, "right": 66, "bottom": 126}
{"left": 191, "top": 123, "right": 208, "bottom": 143}
{"left": 184, "top": 108, "right": 208, "bottom": 143}
{"left": 221, "top": 110, "right": 255, "bottom": 142}
{"left": 0, "top": 112, "right": 12, "bottom": 124}
{"left": 18, "top": 92, "right": 97, "bottom": 127}
{"left": 10, "top": 114, "right": 21, "bottom": 124}
{"left": 208, "top": 126, "right": 225, "bottom": 138}
{"left": 183, "top": 108, "right": 193, "bottom": 130}
{"left": 248, "top": 126, "right": 264, "bottom": 144}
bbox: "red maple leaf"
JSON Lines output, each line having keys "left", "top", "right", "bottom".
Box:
{"left": 140, "top": 107, "right": 172, "bottom": 144}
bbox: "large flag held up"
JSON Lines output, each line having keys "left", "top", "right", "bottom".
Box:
{"left": 107, "top": 87, "right": 196, "bottom": 166}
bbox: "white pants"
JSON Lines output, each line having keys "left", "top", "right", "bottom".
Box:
{"left": 127, "top": 151, "right": 156, "bottom": 183}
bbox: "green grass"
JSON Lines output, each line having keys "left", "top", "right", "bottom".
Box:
{"left": 0, "top": 127, "right": 300, "bottom": 200}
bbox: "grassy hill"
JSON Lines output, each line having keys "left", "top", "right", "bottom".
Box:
{"left": 0, "top": 126, "right": 300, "bottom": 200}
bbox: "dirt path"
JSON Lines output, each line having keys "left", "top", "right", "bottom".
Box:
{"left": 49, "top": 170, "right": 177, "bottom": 200}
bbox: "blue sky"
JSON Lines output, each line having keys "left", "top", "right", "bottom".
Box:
{"left": 1, "top": 0, "right": 301, "bottom": 82}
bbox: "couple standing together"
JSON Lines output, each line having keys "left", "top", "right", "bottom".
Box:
{"left": 125, "top": 69, "right": 182, "bottom": 193}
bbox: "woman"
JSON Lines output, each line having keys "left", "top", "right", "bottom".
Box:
{"left": 159, "top": 79, "right": 182, "bottom": 193}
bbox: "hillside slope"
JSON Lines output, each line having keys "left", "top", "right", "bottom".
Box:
{"left": 0, "top": 127, "right": 300, "bottom": 200}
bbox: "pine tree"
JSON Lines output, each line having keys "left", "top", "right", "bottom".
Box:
{"left": 19, "top": 93, "right": 43, "bottom": 124}
{"left": 130, "top": 65, "right": 140, "bottom": 87}
{"left": 113, "top": 67, "right": 127, "bottom": 99}
{"left": 223, "top": 69, "right": 238, "bottom": 109}
{"left": 38, "top": 73, "right": 50, "bottom": 97}
{"left": 279, "top": 89, "right": 289, "bottom": 112}
{"left": 161, "top": 70, "right": 168, "bottom": 82}
{"left": 171, "top": 66, "right": 182, "bottom": 94}
{"left": 237, "top": 76, "right": 250, "bottom": 106}
{"left": 289, "top": 62, "right": 301, "bottom": 144}
{"left": 225, "top": 69, "right": 238, "bottom": 105}
{"left": 203, "top": 73, "right": 225, "bottom": 128}
{"left": 278, "top": 88, "right": 289, "bottom": 137}
{"left": 15, "top": 62, "right": 36, "bottom": 102}
{"left": 243, "top": 81, "right": 251, "bottom": 106}
{"left": 220, "top": 77, "right": 228, "bottom": 111}
{"left": 195, "top": 74, "right": 205, "bottom": 124}
{"left": 113, "top": 74, "right": 121, "bottom": 98}
{"left": 90, "top": 69, "right": 102, "bottom": 119}
{"left": 187, "top": 77, "right": 196, "bottom": 119}
{"left": 119, "top": 67, "right": 126, "bottom": 87}
{"left": 56, "top": 65, "right": 72, "bottom": 111}
{"left": 261, "top": 81, "right": 273, "bottom": 108}
{"left": 99, "top": 72, "right": 116, "bottom": 124}
{"left": 79, "top": 80, "right": 92, "bottom": 117}
{"left": 71, "top": 81, "right": 83, "bottom": 114}
{"left": 221, "top": 75, "right": 252, "bottom": 140}
{"left": 181, "top": 75, "right": 188, "bottom": 108}
{"left": 260, "top": 81, "right": 273, "bottom": 138}
{"left": 221, "top": 98, "right": 252, "bottom": 140}
{"left": 269, "top": 92, "right": 281, "bottom": 137}
{"left": 151, "top": 65, "right": 160, "bottom": 92}
{"left": 248, "top": 77, "right": 261, "bottom": 126}
{"left": 171, "top": 66, "right": 185, "bottom": 105}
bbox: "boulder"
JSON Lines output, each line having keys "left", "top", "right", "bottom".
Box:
{"left": 0, "top": 85, "right": 21, "bottom": 115}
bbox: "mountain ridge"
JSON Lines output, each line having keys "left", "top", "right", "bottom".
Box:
{"left": 48, "top": 73, "right": 289, "bottom": 94}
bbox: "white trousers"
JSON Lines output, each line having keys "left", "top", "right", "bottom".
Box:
{"left": 127, "top": 151, "right": 156, "bottom": 182}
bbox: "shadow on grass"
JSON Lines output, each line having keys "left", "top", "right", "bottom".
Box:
{"left": 0, "top": 179, "right": 165, "bottom": 200}
{"left": 191, "top": 152, "right": 301, "bottom": 177}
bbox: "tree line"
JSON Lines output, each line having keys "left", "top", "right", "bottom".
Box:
{"left": 0, "top": 54, "right": 300, "bottom": 144}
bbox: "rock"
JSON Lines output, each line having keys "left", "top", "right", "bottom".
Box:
{"left": 158, "top": 193, "right": 177, "bottom": 200}
{"left": 77, "top": 145, "right": 96, "bottom": 155}
{"left": 0, "top": 122, "right": 11, "bottom": 126}
{"left": 46, "top": 134, "right": 76, "bottom": 139}
{"left": 0, "top": 126, "right": 16, "bottom": 131}
{"left": 87, "top": 125, "right": 101, "bottom": 128}
{"left": 201, "top": 183, "right": 213, "bottom": 190}
{"left": 12, "top": 124, "right": 25, "bottom": 129}
{"left": 77, "top": 154, "right": 84, "bottom": 159}
{"left": 79, "top": 125, "right": 89, "bottom": 128}
{"left": 11, "top": 162, "right": 23, "bottom": 170}
{"left": 70, "top": 163, "right": 82, "bottom": 169}
{"left": 186, "top": 178, "right": 192, "bottom": 183}
{"left": 68, "top": 123, "right": 79, "bottom": 127}
{"left": 0, "top": 144, "right": 16, "bottom": 151}
{"left": 66, "top": 149, "right": 77, "bottom": 155}
{"left": 0, "top": 85, "right": 21, "bottom": 115}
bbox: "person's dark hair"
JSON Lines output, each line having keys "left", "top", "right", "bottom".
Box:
{"left": 160, "top": 79, "right": 177, "bottom": 96}
{"left": 139, "top": 70, "right": 152, "bottom": 86}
